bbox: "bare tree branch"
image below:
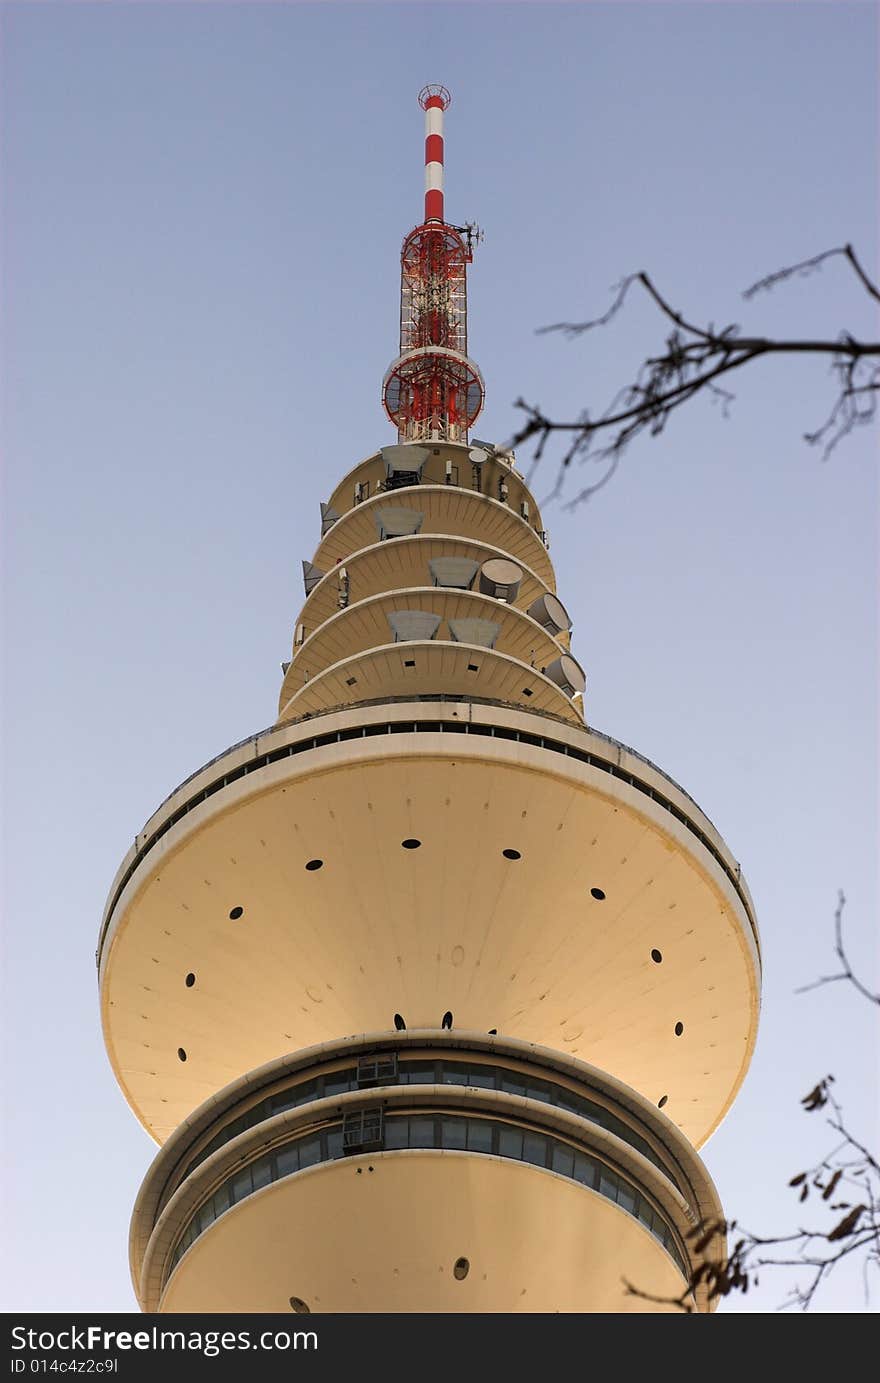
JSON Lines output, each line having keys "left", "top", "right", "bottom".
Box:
{"left": 536, "top": 273, "right": 645, "bottom": 337}
{"left": 796, "top": 890, "right": 880, "bottom": 1006}
{"left": 513, "top": 245, "right": 880, "bottom": 496}
{"left": 743, "top": 243, "right": 880, "bottom": 306}
{"left": 625, "top": 896, "right": 879, "bottom": 1312}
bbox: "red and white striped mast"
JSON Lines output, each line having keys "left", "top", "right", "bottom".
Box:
{"left": 422, "top": 85, "right": 446, "bottom": 223}
{"left": 382, "top": 86, "right": 485, "bottom": 444}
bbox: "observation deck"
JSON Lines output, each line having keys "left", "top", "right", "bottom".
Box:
{"left": 99, "top": 696, "right": 760, "bottom": 1149}
{"left": 131, "top": 1032, "right": 726, "bottom": 1313}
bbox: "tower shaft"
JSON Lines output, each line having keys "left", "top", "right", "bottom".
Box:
{"left": 99, "top": 89, "right": 761, "bottom": 1317}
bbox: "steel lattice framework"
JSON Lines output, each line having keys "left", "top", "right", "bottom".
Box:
{"left": 382, "top": 87, "right": 485, "bottom": 444}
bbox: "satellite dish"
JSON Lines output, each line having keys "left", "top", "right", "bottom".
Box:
{"left": 468, "top": 446, "right": 489, "bottom": 466}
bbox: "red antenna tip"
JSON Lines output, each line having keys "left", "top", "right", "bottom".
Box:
{"left": 419, "top": 84, "right": 451, "bottom": 112}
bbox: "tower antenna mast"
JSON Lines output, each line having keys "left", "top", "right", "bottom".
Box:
{"left": 382, "top": 86, "right": 485, "bottom": 444}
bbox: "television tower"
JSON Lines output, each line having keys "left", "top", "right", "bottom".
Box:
{"left": 100, "top": 90, "right": 761, "bottom": 1314}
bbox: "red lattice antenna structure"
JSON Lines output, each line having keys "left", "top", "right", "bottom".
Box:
{"left": 382, "top": 87, "right": 485, "bottom": 444}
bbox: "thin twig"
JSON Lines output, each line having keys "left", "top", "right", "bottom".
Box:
{"left": 744, "top": 243, "right": 880, "bottom": 305}
{"left": 796, "top": 891, "right": 880, "bottom": 1005}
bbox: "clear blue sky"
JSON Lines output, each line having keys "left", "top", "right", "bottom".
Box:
{"left": 2, "top": 1, "right": 877, "bottom": 1314}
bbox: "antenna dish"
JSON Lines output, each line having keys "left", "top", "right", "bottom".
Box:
{"left": 469, "top": 446, "right": 489, "bottom": 466}
{"left": 381, "top": 443, "right": 429, "bottom": 470}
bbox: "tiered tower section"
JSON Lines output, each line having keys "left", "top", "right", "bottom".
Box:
{"left": 99, "top": 91, "right": 761, "bottom": 1314}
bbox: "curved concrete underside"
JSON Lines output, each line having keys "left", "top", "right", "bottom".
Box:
{"left": 295, "top": 535, "right": 557, "bottom": 649}
{"left": 278, "top": 640, "right": 582, "bottom": 723}
{"left": 313, "top": 486, "right": 555, "bottom": 591}
{"left": 159, "top": 1153, "right": 694, "bottom": 1314}
{"left": 101, "top": 715, "right": 760, "bottom": 1148}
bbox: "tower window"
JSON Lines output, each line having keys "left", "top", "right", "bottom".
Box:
{"left": 342, "top": 1107, "right": 384, "bottom": 1152}
{"left": 357, "top": 1052, "right": 399, "bottom": 1085}
{"left": 229, "top": 906, "right": 244, "bottom": 920}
